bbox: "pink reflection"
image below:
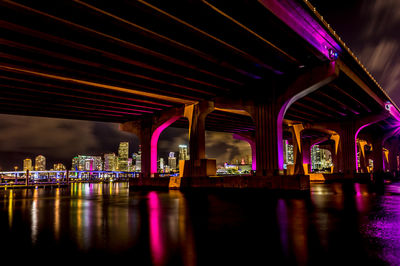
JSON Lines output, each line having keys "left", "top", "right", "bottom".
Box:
{"left": 151, "top": 116, "right": 180, "bottom": 174}
{"left": 148, "top": 192, "right": 164, "bottom": 265}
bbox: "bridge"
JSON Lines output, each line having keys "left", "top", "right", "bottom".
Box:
{"left": 1, "top": 0, "right": 399, "bottom": 190}
{"left": 0, "top": 170, "right": 137, "bottom": 187}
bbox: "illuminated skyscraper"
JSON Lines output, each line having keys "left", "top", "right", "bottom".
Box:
{"left": 159, "top": 158, "right": 164, "bottom": 172}
{"left": 104, "top": 153, "right": 117, "bottom": 171}
{"left": 73, "top": 155, "right": 103, "bottom": 171}
{"left": 128, "top": 158, "right": 133, "bottom": 171}
{"left": 53, "top": 163, "right": 66, "bottom": 171}
{"left": 23, "top": 158, "right": 33, "bottom": 171}
{"left": 168, "top": 152, "right": 176, "bottom": 170}
{"left": 179, "top": 145, "right": 189, "bottom": 161}
{"left": 35, "top": 155, "right": 46, "bottom": 171}
{"left": 118, "top": 142, "right": 129, "bottom": 171}
{"left": 311, "top": 145, "right": 322, "bottom": 171}
{"left": 135, "top": 145, "right": 142, "bottom": 171}
{"left": 72, "top": 156, "right": 79, "bottom": 170}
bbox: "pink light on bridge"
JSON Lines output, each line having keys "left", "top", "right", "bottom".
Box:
{"left": 259, "top": 0, "right": 341, "bottom": 61}
{"left": 233, "top": 134, "right": 256, "bottom": 171}
{"left": 151, "top": 116, "right": 181, "bottom": 174}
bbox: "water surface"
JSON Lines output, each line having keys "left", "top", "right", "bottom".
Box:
{"left": 0, "top": 182, "right": 399, "bottom": 265}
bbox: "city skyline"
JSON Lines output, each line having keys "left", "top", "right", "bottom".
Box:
{"left": 0, "top": 114, "right": 252, "bottom": 171}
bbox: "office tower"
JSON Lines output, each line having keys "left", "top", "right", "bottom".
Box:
{"left": 72, "top": 156, "right": 79, "bottom": 171}
{"left": 118, "top": 142, "right": 129, "bottom": 171}
{"left": 53, "top": 163, "right": 66, "bottom": 171}
{"left": 128, "top": 158, "right": 133, "bottom": 171}
{"left": 311, "top": 145, "right": 322, "bottom": 171}
{"left": 35, "top": 155, "right": 46, "bottom": 171}
{"left": 104, "top": 153, "right": 117, "bottom": 171}
{"left": 168, "top": 152, "right": 177, "bottom": 170}
{"left": 179, "top": 145, "right": 189, "bottom": 161}
{"left": 159, "top": 158, "right": 164, "bottom": 171}
{"left": 74, "top": 155, "right": 103, "bottom": 171}
{"left": 135, "top": 145, "right": 142, "bottom": 171}
{"left": 23, "top": 158, "right": 33, "bottom": 171}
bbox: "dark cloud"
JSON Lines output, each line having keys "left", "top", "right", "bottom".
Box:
{"left": 310, "top": 0, "right": 400, "bottom": 104}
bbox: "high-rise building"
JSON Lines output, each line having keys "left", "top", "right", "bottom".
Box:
{"left": 168, "top": 152, "right": 176, "bottom": 170}
{"left": 104, "top": 153, "right": 117, "bottom": 171}
{"left": 72, "top": 156, "right": 79, "bottom": 170}
{"left": 23, "top": 158, "right": 33, "bottom": 171}
{"left": 118, "top": 142, "right": 129, "bottom": 171}
{"left": 35, "top": 155, "right": 46, "bottom": 171}
{"left": 73, "top": 155, "right": 103, "bottom": 171}
{"left": 159, "top": 158, "right": 164, "bottom": 171}
{"left": 311, "top": 145, "right": 322, "bottom": 171}
{"left": 179, "top": 145, "right": 189, "bottom": 161}
{"left": 128, "top": 158, "right": 133, "bottom": 171}
{"left": 53, "top": 163, "right": 66, "bottom": 171}
{"left": 135, "top": 145, "right": 142, "bottom": 171}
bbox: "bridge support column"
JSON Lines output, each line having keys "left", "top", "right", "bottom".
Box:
{"left": 301, "top": 139, "right": 311, "bottom": 174}
{"left": 358, "top": 140, "right": 369, "bottom": 173}
{"left": 120, "top": 109, "right": 182, "bottom": 178}
{"left": 339, "top": 121, "right": 357, "bottom": 177}
{"left": 290, "top": 124, "right": 304, "bottom": 175}
{"left": 184, "top": 102, "right": 215, "bottom": 177}
{"left": 252, "top": 101, "right": 280, "bottom": 176}
{"left": 372, "top": 138, "right": 384, "bottom": 174}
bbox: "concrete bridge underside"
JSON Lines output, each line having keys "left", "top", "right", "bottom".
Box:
{"left": 1, "top": 0, "right": 400, "bottom": 189}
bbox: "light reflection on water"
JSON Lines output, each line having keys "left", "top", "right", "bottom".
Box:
{"left": 0, "top": 182, "right": 400, "bottom": 265}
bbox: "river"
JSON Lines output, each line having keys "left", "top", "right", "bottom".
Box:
{"left": 0, "top": 181, "right": 399, "bottom": 265}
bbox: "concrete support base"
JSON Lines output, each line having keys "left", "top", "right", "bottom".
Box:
{"left": 183, "top": 159, "right": 216, "bottom": 177}
{"left": 129, "top": 175, "right": 310, "bottom": 191}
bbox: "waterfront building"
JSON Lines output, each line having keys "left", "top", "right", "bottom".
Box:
{"left": 72, "top": 155, "right": 103, "bottom": 171}
{"left": 128, "top": 158, "right": 133, "bottom": 171}
{"left": 72, "top": 156, "right": 79, "bottom": 171}
{"left": 104, "top": 153, "right": 117, "bottom": 171}
{"left": 23, "top": 158, "right": 33, "bottom": 171}
{"left": 53, "top": 163, "right": 66, "bottom": 171}
{"left": 118, "top": 142, "right": 129, "bottom": 171}
{"left": 179, "top": 145, "right": 189, "bottom": 161}
{"left": 135, "top": 145, "right": 142, "bottom": 171}
{"left": 311, "top": 145, "right": 332, "bottom": 172}
{"left": 35, "top": 155, "right": 46, "bottom": 171}
{"left": 283, "top": 140, "right": 294, "bottom": 166}
{"left": 159, "top": 157, "right": 164, "bottom": 172}
{"left": 168, "top": 152, "right": 176, "bottom": 170}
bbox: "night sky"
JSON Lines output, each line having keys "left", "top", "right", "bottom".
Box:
{"left": 0, "top": 0, "right": 399, "bottom": 170}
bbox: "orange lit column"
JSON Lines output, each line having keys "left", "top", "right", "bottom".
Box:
{"left": 290, "top": 124, "right": 305, "bottom": 175}
{"left": 358, "top": 140, "right": 368, "bottom": 173}
{"left": 185, "top": 102, "right": 214, "bottom": 177}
